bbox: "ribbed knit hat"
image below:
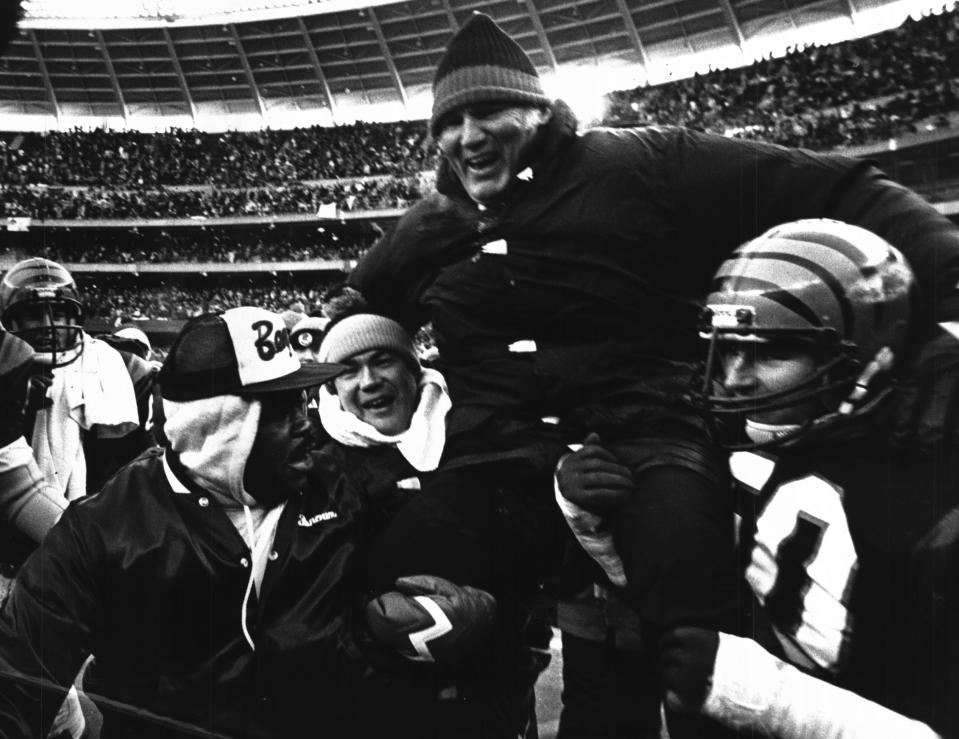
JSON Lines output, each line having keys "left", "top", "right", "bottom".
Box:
{"left": 318, "top": 313, "right": 419, "bottom": 368}
{"left": 430, "top": 13, "right": 549, "bottom": 137}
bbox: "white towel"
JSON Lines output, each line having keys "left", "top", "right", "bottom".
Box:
{"left": 63, "top": 336, "right": 140, "bottom": 437}
{"left": 30, "top": 336, "right": 142, "bottom": 500}
{"left": 319, "top": 367, "right": 451, "bottom": 472}
{"left": 31, "top": 401, "right": 85, "bottom": 501}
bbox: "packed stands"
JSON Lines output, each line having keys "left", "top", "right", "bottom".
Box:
{"left": 603, "top": 7, "right": 959, "bottom": 149}
{"left": 3, "top": 4, "right": 959, "bottom": 327}
{"left": 78, "top": 273, "right": 342, "bottom": 322}
{"left": 1, "top": 220, "right": 380, "bottom": 264}
{"left": 0, "top": 119, "right": 437, "bottom": 187}
{"left": 0, "top": 178, "right": 421, "bottom": 219}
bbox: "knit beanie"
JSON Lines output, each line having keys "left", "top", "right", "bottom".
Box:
{"left": 430, "top": 13, "right": 549, "bottom": 137}
{"left": 318, "top": 313, "right": 419, "bottom": 368}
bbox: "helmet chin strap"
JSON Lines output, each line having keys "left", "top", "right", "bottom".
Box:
{"left": 838, "top": 346, "right": 895, "bottom": 415}
{"left": 744, "top": 419, "right": 803, "bottom": 445}
{"left": 744, "top": 346, "right": 897, "bottom": 447}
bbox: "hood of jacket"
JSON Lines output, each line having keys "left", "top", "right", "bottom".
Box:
{"left": 162, "top": 394, "right": 262, "bottom": 506}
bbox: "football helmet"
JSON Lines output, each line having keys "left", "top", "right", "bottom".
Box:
{"left": 692, "top": 219, "right": 915, "bottom": 449}
{"left": 0, "top": 258, "right": 85, "bottom": 368}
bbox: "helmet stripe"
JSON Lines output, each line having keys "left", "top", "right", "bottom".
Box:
{"left": 711, "top": 275, "right": 827, "bottom": 329}
{"left": 736, "top": 250, "right": 853, "bottom": 336}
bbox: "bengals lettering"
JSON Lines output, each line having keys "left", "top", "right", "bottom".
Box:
{"left": 252, "top": 320, "right": 291, "bottom": 361}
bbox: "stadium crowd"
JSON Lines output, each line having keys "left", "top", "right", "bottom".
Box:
{"left": 0, "top": 118, "right": 437, "bottom": 187}
{"left": 0, "top": 5, "right": 953, "bottom": 214}
{"left": 0, "top": 177, "right": 421, "bottom": 220}
{"left": 605, "top": 6, "right": 959, "bottom": 148}
{"left": 78, "top": 275, "right": 339, "bottom": 322}
{"left": 14, "top": 226, "right": 373, "bottom": 265}
{"left": 0, "top": 6, "right": 955, "bottom": 322}
{"left": 0, "top": 6, "right": 952, "bottom": 204}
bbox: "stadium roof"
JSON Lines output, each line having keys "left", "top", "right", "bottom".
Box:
{"left": 3, "top": 0, "right": 950, "bottom": 130}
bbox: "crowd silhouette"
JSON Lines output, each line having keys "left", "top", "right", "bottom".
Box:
{"left": 2, "top": 4, "right": 958, "bottom": 323}
{"left": 605, "top": 6, "right": 959, "bottom": 149}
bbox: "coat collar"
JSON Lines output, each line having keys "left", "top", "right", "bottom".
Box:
{"left": 435, "top": 99, "right": 579, "bottom": 205}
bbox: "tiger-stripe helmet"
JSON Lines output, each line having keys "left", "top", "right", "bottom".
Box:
{"left": 693, "top": 218, "right": 915, "bottom": 449}
{"left": 0, "top": 258, "right": 85, "bottom": 367}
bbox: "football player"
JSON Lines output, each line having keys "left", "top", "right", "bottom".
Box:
{"left": 0, "top": 258, "right": 157, "bottom": 530}
{"left": 658, "top": 219, "right": 958, "bottom": 737}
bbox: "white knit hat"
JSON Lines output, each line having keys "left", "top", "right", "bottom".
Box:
{"left": 317, "top": 313, "right": 418, "bottom": 367}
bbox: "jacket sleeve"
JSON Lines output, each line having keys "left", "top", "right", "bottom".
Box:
{"left": 348, "top": 195, "right": 471, "bottom": 332}
{"left": 0, "top": 438, "right": 65, "bottom": 543}
{"left": 348, "top": 228, "right": 432, "bottom": 332}
{"left": 905, "top": 507, "right": 959, "bottom": 737}
{"left": 702, "top": 632, "right": 939, "bottom": 738}
{"left": 669, "top": 128, "right": 959, "bottom": 328}
{"left": 0, "top": 507, "right": 101, "bottom": 737}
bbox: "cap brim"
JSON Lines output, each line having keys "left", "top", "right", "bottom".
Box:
{"left": 241, "top": 362, "right": 347, "bottom": 395}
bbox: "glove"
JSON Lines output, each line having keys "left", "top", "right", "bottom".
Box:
{"left": 365, "top": 575, "right": 497, "bottom": 665}
{"left": 26, "top": 364, "right": 53, "bottom": 414}
{"left": 890, "top": 322, "right": 959, "bottom": 455}
{"left": 0, "top": 333, "right": 38, "bottom": 447}
{"left": 659, "top": 626, "right": 720, "bottom": 713}
{"left": 555, "top": 432, "right": 633, "bottom": 512}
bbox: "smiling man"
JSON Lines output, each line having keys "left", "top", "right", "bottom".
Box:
{"left": 324, "top": 316, "right": 422, "bottom": 437}
{"left": 316, "top": 312, "right": 546, "bottom": 737}
{"left": 317, "top": 311, "right": 450, "bottom": 484}
{"left": 0, "top": 307, "right": 496, "bottom": 738}
{"left": 0, "top": 258, "right": 157, "bottom": 504}
{"left": 348, "top": 12, "right": 959, "bottom": 739}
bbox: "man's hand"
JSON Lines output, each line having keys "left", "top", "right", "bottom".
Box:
{"left": 555, "top": 432, "right": 633, "bottom": 512}
{"left": 659, "top": 626, "right": 720, "bottom": 713}
{"left": 890, "top": 322, "right": 959, "bottom": 455}
{"left": 365, "top": 575, "right": 497, "bottom": 665}
{"left": 0, "top": 333, "right": 39, "bottom": 447}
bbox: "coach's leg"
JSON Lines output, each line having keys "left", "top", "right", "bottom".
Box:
{"left": 609, "top": 462, "right": 743, "bottom": 738}
{"left": 610, "top": 464, "right": 738, "bottom": 632}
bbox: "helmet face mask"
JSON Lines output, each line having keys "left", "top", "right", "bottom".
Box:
{"left": 0, "top": 258, "right": 85, "bottom": 368}
{"left": 693, "top": 219, "right": 914, "bottom": 451}
{"left": 698, "top": 322, "right": 859, "bottom": 450}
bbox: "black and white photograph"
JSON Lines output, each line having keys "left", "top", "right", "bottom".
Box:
{"left": 0, "top": 0, "right": 956, "bottom": 735}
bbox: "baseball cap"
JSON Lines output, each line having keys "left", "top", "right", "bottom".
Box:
{"left": 159, "top": 307, "right": 346, "bottom": 401}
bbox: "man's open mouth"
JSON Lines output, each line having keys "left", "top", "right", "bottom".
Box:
{"left": 466, "top": 152, "right": 498, "bottom": 173}
{"left": 288, "top": 441, "right": 314, "bottom": 470}
{"left": 362, "top": 395, "right": 394, "bottom": 411}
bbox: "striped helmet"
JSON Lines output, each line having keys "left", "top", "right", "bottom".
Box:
{"left": 693, "top": 219, "right": 915, "bottom": 449}
{"left": 0, "top": 258, "right": 85, "bottom": 367}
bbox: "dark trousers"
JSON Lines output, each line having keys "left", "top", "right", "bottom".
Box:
{"left": 368, "top": 466, "right": 558, "bottom": 739}
{"left": 605, "top": 462, "right": 740, "bottom": 633}
{"left": 558, "top": 632, "right": 661, "bottom": 739}
{"left": 368, "top": 457, "right": 742, "bottom": 738}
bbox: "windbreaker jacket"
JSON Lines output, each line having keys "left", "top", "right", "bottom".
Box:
{"left": 349, "top": 102, "right": 959, "bottom": 469}
{"left": 0, "top": 446, "right": 378, "bottom": 739}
